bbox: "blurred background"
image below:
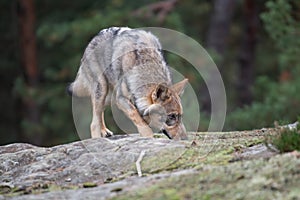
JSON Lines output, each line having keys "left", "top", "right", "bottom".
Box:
{"left": 0, "top": 0, "right": 299, "bottom": 146}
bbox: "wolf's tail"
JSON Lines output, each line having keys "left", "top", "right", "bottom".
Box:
{"left": 66, "top": 79, "right": 89, "bottom": 97}
{"left": 66, "top": 83, "right": 73, "bottom": 96}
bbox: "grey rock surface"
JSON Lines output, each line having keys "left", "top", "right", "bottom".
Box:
{"left": 1, "top": 130, "right": 298, "bottom": 200}
{"left": 8, "top": 169, "right": 196, "bottom": 200}
{"left": 0, "top": 135, "right": 186, "bottom": 196}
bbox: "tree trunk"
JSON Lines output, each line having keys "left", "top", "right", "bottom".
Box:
{"left": 17, "top": 0, "right": 42, "bottom": 145}
{"left": 17, "top": 0, "right": 38, "bottom": 85}
{"left": 207, "top": 0, "right": 236, "bottom": 59}
{"left": 237, "top": 0, "right": 258, "bottom": 106}
{"left": 201, "top": 0, "right": 236, "bottom": 113}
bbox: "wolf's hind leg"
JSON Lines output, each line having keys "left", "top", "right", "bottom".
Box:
{"left": 90, "top": 82, "right": 113, "bottom": 138}
{"left": 90, "top": 97, "right": 103, "bottom": 138}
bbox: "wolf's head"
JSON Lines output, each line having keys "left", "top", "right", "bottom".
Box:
{"left": 143, "top": 79, "right": 188, "bottom": 140}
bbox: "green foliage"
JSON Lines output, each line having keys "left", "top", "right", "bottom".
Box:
{"left": 2, "top": 0, "right": 300, "bottom": 145}
{"left": 271, "top": 129, "right": 300, "bottom": 153}
{"left": 225, "top": 0, "right": 300, "bottom": 130}
{"left": 261, "top": 0, "right": 300, "bottom": 71}
{"left": 226, "top": 76, "right": 300, "bottom": 130}
{"left": 265, "top": 118, "right": 300, "bottom": 153}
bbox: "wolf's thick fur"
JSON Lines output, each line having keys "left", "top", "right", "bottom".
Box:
{"left": 68, "top": 27, "right": 188, "bottom": 140}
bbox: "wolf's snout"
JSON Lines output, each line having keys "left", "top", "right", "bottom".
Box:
{"left": 162, "top": 127, "right": 188, "bottom": 140}
{"left": 144, "top": 104, "right": 167, "bottom": 131}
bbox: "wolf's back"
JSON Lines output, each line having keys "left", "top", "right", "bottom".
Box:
{"left": 67, "top": 27, "right": 131, "bottom": 97}
{"left": 68, "top": 27, "right": 171, "bottom": 97}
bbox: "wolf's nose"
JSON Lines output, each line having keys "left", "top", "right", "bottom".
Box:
{"left": 162, "top": 129, "right": 172, "bottom": 139}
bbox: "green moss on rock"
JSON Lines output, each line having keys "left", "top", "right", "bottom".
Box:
{"left": 111, "top": 152, "right": 300, "bottom": 200}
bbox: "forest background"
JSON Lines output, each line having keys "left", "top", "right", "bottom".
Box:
{"left": 0, "top": 0, "right": 299, "bottom": 146}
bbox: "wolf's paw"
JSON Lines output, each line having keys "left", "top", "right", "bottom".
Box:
{"left": 101, "top": 128, "right": 114, "bottom": 137}
{"left": 137, "top": 126, "right": 154, "bottom": 138}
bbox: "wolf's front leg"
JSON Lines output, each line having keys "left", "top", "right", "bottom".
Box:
{"left": 115, "top": 87, "right": 153, "bottom": 137}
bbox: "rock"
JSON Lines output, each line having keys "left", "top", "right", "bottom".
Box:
{"left": 7, "top": 169, "right": 197, "bottom": 200}
{"left": 232, "top": 143, "right": 277, "bottom": 161}
{"left": 1, "top": 130, "right": 299, "bottom": 199}
{"left": 0, "top": 134, "right": 187, "bottom": 197}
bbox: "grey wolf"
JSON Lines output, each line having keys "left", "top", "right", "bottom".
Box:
{"left": 67, "top": 27, "right": 188, "bottom": 140}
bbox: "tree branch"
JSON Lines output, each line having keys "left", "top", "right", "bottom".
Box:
{"left": 132, "top": 0, "right": 178, "bottom": 23}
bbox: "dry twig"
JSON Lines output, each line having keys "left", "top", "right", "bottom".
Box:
{"left": 136, "top": 150, "right": 146, "bottom": 177}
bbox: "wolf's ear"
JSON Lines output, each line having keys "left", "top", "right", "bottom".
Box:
{"left": 152, "top": 84, "right": 171, "bottom": 102}
{"left": 171, "top": 78, "right": 188, "bottom": 96}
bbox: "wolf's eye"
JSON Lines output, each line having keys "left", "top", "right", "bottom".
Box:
{"left": 166, "top": 113, "right": 179, "bottom": 126}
